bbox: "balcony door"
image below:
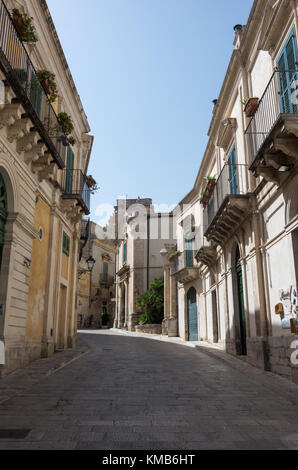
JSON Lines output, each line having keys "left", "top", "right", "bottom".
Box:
{"left": 228, "top": 146, "right": 238, "bottom": 195}
{"left": 65, "top": 146, "right": 74, "bottom": 194}
{"left": 0, "top": 174, "right": 7, "bottom": 271}
{"left": 185, "top": 237, "right": 193, "bottom": 267}
{"left": 277, "top": 27, "right": 298, "bottom": 114}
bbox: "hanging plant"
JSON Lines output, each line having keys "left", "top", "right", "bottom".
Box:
{"left": 12, "top": 9, "right": 38, "bottom": 43}
{"left": 241, "top": 97, "right": 259, "bottom": 117}
{"left": 85, "top": 175, "right": 100, "bottom": 193}
{"left": 57, "top": 112, "right": 74, "bottom": 135}
{"left": 36, "top": 70, "right": 58, "bottom": 103}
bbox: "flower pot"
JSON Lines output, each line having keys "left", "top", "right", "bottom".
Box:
{"left": 244, "top": 98, "right": 259, "bottom": 117}
{"left": 13, "top": 14, "right": 25, "bottom": 37}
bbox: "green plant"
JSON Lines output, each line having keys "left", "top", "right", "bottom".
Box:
{"left": 207, "top": 174, "right": 216, "bottom": 181}
{"left": 136, "top": 277, "right": 164, "bottom": 325}
{"left": 68, "top": 136, "right": 76, "bottom": 146}
{"left": 241, "top": 97, "right": 249, "bottom": 106}
{"left": 199, "top": 190, "right": 205, "bottom": 202}
{"left": 12, "top": 9, "right": 38, "bottom": 43}
{"left": 57, "top": 112, "right": 74, "bottom": 135}
{"left": 168, "top": 250, "right": 181, "bottom": 261}
{"left": 36, "top": 69, "right": 58, "bottom": 103}
{"left": 85, "top": 175, "right": 100, "bottom": 193}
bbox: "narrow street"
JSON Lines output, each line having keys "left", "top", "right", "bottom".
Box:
{"left": 0, "top": 330, "right": 297, "bottom": 450}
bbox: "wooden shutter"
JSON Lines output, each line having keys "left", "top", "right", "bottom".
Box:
{"left": 103, "top": 262, "right": 108, "bottom": 282}
{"left": 277, "top": 27, "right": 298, "bottom": 113}
{"left": 65, "top": 147, "right": 74, "bottom": 194}
{"left": 228, "top": 146, "right": 238, "bottom": 195}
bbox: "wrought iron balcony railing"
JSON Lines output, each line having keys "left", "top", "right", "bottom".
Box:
{"left": 0, "top": 0, "right": 68, "bottom": 167}
{"left": 170, "top": 250, "right": 196, "bottom": 276}
{"left": 203, "top": 163, "right": 248, "bottom": 234}
{"left": 62, "top": 169, "right": 91, "bottom": 214}
{"left": 245, "top": 70, "right": 298, "bottom": 168}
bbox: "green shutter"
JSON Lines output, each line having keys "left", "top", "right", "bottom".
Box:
{"left": 103, "top": 262, "right": 108, "bottom": 282}
{"left": 65, "top": 147, "right": 74, "bottom": 194}
{"left": 277, "top": 27, "right": 298, "bottom": 114}
{"left": 30, "top": 74, "right": 43, "bottom": 119}
{"left": 228, "top": 146, "right": 238, "bottom": 195}
{"left": 123, "top": 242, "right": 127, "bottom": 264}
{"left": 62, "top": 232, "right": 70, "bottom": 256}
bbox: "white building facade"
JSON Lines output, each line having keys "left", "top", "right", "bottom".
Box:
{"left": 163, "top": 0, "right": 298, "bottom": 383}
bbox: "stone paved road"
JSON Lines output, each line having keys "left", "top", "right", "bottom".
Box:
{"left": 0, "top": 330, "right": 298, "bottom": 450}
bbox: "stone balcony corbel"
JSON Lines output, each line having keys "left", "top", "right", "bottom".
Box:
{"left": 274, "top": 137, "right": 298, "bottom": 163}
{"left": 255, "top": 166, "right": 282, "bottom": 186}
{"left": 61, "top": 199, "right": 84, "bottom": 225}
{"left": 0, "top": 102, "right": 24, "bottom": 129}
{"left": 6, "top": 118, "right": 32, "bottom": 143}
{"left": 17, "top": 131, "right": 39, "bottom": 154}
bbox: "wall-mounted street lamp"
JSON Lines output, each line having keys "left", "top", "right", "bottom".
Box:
{"left": 87, "top": 256, "right": 96, "bottom": 272}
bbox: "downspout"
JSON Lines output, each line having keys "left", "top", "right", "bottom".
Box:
{"left": 147, "top": 214, "right": 150, "bottom": 290}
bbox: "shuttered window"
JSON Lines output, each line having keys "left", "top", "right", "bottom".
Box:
{"left": 62, "top": 232, "right": 70, "bottom": 256}
{"left": 103, "top": 262, "right": 108, "bottom": 282}
{"left": 277, "top": 27, "right": 298, "bottom": 114}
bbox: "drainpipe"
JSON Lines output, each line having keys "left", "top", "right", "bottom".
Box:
{"left": 147, "top": 214, "right": 150, "bottom": 290}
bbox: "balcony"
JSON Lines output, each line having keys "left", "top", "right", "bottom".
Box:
{"left": 0, "top": 1, "right": 68, "bottom": 174}
{"left": 203, "top": 164, "right": 252, "bottom": 245}
{"left": 195, "top": 227, "right": 217, "bottom": 267}
{"left": 170, "top": 250, "right": 200, "bottom": 283}
{"left": 62, "top": 170, "right": 91, "bottom": 216}
{"left": 245, "top": 70, "right": 298, "bottom": 184}
{"left": 100, "top": 274, "right": 115, "bottom": 287}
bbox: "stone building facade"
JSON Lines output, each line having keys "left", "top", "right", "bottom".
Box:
{"left": 163, "top": 0, "right": 298, "bottom": 383}
{"left": 0, "top": 0, "right": 93, "bottom": 376}
{"left": 114, "top": 198, "right": 175, "bottom": 331}
{"left": 77, "top": 220, "right": 116, "bottom": 329}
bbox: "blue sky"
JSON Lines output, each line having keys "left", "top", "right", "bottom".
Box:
{"left": 47, "top": 0, "right": 253, "bottom": 223}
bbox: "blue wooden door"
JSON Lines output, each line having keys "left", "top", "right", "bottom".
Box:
{"left": 187, "top": 287, "right": 198, "bottom": 341}
{"left": 277, "top": 27, "right": 298, "bottom": 114}
{"left": 228, "top": 146, "right": 238, "bottom": 195}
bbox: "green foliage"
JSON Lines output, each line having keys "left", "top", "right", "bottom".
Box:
{"left": 168, "top": 250, "right": 181, "bottom": 261}
{"left": 12, "top": 9, "right": 38, "bottom": 43}
{"left": 241, "top": 97, "right": 249, "bottom": 106}
{"left": 36, "top": 69, "right": 58, "bottom": 103}
{"left": 136, "top": 277, "right": 164, "bottom": 325}
{"left": 57, "top": 112, "right": 74, "bottom": 135}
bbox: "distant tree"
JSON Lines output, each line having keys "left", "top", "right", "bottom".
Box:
{"left": 136, "top": 277, "right": 164, "bottom": 325}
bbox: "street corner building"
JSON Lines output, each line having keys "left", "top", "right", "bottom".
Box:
{"left": 0, "top": 0, "right": 94, "bottom": 376}
{"left": 77, "top": 220, "right": 116, "bottom": 330}
{"left": 162, "top": 0, "right": 298, "bottom": 383}
{"left": 114, "top": 198, "right": 175, "bottom": 332}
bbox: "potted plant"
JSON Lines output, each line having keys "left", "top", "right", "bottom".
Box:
{"left": 169, "top": 250, "right": 181, "bottom": 262}
{"left": 12, "top": 9, "right": 38, "bottom": 43}
{"left": 85, "top": 175, "right": 100, "bottom": 194}
{"left": 36, "top": 70, "right": 58, "bottom": 103}
{"left": 200, "top": 175, "right": 216, "bottom": 207}
{"left": 242, "top": 97, "right": 259, "bottom": 117}
{"left": 57, "top": 112, "right": 74, "bottom": 135}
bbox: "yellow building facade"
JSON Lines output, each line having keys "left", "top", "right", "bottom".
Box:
{"left": 0, "top": 0, "right": 93, "bottom": 376}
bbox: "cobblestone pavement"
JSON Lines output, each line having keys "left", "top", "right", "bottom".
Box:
{"left": 0, "top": 330, "right": 298, "bottom": 450}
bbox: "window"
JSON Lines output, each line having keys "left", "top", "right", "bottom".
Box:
{"left": 277, "top": 27, "right": 298, "bottom": 114}
{"left": 123, "top": 242, "right": 127, "bottom": 264}
{"left": 228, "top": 145, "right": 238, "bottom": 195}
{"left": 62, "top": 232, "right": 70, "bottom": 256}
{"left": 103, "top": 262, "right": 108, "bottom": 282}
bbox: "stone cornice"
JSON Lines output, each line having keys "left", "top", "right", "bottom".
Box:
{"left": 39, "top": 0, "right": 91, "bottom": 134}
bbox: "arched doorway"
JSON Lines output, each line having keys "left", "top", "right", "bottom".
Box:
{"left": 0, "top": 173, "right": 7, "bottom": 271}
{"left": 187, "top": 287, "right": 198, "bottom": 341}
{"left": 235, "top": 246, "right": 247, "bottom": 355}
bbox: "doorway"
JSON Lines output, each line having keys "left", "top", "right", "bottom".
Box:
{"left": 187, "top": 287, "right": 198, "bottom": 341}
{"left": 235, "top": 247, "right": 247, "bottom": 355}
